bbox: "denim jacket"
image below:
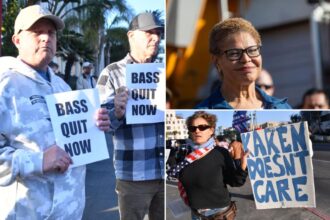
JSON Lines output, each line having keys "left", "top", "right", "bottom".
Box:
{"left": 195, "top": 85, "right": 292, "bottom": 109}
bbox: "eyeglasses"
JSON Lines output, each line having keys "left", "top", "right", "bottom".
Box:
{"left": 188, "top": 125, "right": 211, "bottom": 132}
{"left": 222, "top": 45, "right": 261, "bottom": 61}
{"left": 257, "top": 84, "right": 273, "bottom": 90}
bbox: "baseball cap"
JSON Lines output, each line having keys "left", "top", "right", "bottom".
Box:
{"left": 82, "top": 62, "right": 92, "bottom": 68}
{"left": 129, "top": 12, "right": 163, "bottom": 31}
{"left": 14, "top": 5, "right": 64, "bottom": 35}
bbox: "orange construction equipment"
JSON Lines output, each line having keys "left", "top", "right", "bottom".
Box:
{"left": 166, "top": 0, "right": 247, "bottom": 108}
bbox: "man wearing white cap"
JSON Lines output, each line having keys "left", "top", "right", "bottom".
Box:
{"left": 0, "top": 5, "right": 110, "bottom": 219}
{"left": 97, "top": 12, "right": 164, "bottom": 220}
{"left": 76, "top": 61, "right": 97, "bottom": 90}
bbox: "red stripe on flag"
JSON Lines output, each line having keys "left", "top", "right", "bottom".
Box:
{"left": 186, "top": 154, "right": 196, "bottom": 161}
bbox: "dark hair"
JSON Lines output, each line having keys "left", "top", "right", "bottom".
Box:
{"left": 303, "top": 88, "right": 329, "bottom": 103}
{"left": 49, "top": 61, "right": 58, "bottom": 68}
{"left": 186, "top": 111, "right": 217, "bottom": 129}
{"left": 209, "top": 17, "right": 261, "bottom": 55}
{"left": 216, "top": 135, "right": 230, "bottom": 142}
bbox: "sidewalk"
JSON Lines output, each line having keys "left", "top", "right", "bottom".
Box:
{"left": 82, "top": 133, "right": 150, "bottom": 220}
{"left": 82, "top": 133, "right": 119, "bottom": 220}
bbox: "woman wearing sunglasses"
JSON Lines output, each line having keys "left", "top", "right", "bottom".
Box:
{"left": 196, "top": 18, "right": 291, "bottom": 109}
{"left": 167, "top": 111, "right": 249, "bottom": 220}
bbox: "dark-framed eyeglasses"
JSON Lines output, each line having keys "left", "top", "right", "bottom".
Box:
{"left": 188, "top": 125, "right": 211, "bottom": 132}
{"left": 222, "top": 45, "right": 261, "bottom": 61}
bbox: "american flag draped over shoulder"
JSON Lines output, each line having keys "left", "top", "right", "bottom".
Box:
{"left": 232, "top": 111, "right": 251, "bottom": 133}
{"left": 166, "top": 138, "right": 216, "bottom": 205}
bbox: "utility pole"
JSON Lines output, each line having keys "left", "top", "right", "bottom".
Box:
{"left": 253, "top": 111, "right": 257, "bottom": 129}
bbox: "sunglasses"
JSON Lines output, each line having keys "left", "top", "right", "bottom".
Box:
{"left": 188, "top": 125, "right": 211, "bottom": 132}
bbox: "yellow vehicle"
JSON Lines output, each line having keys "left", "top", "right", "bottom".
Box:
{"left": 166, "top": 0, "right": 245, "bottom": 108}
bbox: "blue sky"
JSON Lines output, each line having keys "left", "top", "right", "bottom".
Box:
{"left": 107, "top": 0, "right": 165, "bottom": 28}
{"left": 126, "top": 0, "right": 165, "bottom": 15}
{"left": 174, "top": 110, "right": 301, "bottom": 129}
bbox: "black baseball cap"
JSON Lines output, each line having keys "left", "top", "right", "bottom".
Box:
{"left": 129, "top": 12, "right": 163, "bottom": 31}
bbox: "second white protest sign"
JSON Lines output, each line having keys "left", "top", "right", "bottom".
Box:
{"left": 125, "top": 63, "right": 165, "bottom": 124}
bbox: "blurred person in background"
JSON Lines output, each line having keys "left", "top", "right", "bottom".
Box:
{"left": 301, "top": 88, "right": 329, "bottom": 109}
{"left": 256, "top": 68, "right": 274, "bottom": 96}
{"left": 215, "top": 134, "right": 230, "bottom": 150}
{"left": 49, "top": 61, "right": 64, "bottom": 79}
{"left": 76, "top": 61, "right": 97, "bottom": 90}
{"left": 196, "top": 18, "right": 291, "bottom": 109}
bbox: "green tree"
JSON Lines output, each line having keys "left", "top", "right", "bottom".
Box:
{"left": 104, "top": 26, "right": 129, "bottom": 64}
{"left": 149, "top": 9, "right": 165, "bottom": 30}
{"left": 223, "top": 129, "right": 240, "bottom": 142}
{"left": 103, "top": 9, "right": 165, "bottom": 65}
{"left": 44, "top": 0, "right": 131, "bottom": 83}
{"left": 2, "top": 0, "right": 20, "bottom": 56}
{"left": 1, "top": 0, "right": 132, "bottom": 87}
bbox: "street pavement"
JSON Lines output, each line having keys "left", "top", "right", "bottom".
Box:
{"left": 166, "top": 143, "right": 330, "bottom": 220}
{"left": 82, "top": 133, "right": 149, "bottom": 220}
{"left": 82, "top": 133, "right": 119, "bottom": 220}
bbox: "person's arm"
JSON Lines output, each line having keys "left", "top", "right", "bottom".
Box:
{"left": 0, "top": 92, "right": 46, "bottom": 186}
{"left": 0, "top": 76, "right": 43, "bottom": 185}
{"left": 0, "top": 135, "right": 44, "bottom": 186}
{"left": 229, "top": 141, "right": 249, "bottom": 170}
{"left": 0, "top": 102, "right": 76, "bottom": 187}
{"left": 76, "top": 76, "right": 84, "bottom": 90}
{"left": 222, "top": 148, "right": 248, "bottom": 187}
{"left": 0, "top": 108, "right": 109, "bottom": 187}
{"left": 97, "top": 67, "right": 126, "bottom": 130}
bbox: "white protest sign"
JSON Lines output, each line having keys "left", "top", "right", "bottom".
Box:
{"left": 46, "top": 89, "right": 109, "bottom": 167}
{"left": 125, "top": 63, "right": 165, "bottom": 124}
{"left": 241, "top": 122, "right": 315, "bottom": 209}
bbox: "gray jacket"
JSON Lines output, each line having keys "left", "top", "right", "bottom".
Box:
{"left": 0, "top": 57, "right": 86, "bottom": 220}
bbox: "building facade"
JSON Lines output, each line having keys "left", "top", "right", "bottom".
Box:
{"left": 165, "top": 110, "right": 189, "bottom": 140}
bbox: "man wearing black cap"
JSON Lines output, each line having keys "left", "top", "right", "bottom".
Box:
{"left": 0, "top": 4, "right": 110, "bottom": 219}
{"left": 97, "top": 12, "right": 164, "bottom": 220}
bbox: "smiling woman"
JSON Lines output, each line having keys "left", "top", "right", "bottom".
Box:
{"left": 195, "top": 17, "right": 292, "bottom": 109}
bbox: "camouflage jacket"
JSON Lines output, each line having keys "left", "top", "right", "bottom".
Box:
{"left": 0, "top": 57, "right": 86, "bottom": 220}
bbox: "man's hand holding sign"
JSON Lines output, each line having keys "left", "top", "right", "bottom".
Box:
{"left": 241, "top": 122, "right": 315, "bottom": 209}
{"left": 114, "top": 86, "right": 129, "bottom": 119}
{"left": 45, "top": 89, "right": 110, "bottom": 171}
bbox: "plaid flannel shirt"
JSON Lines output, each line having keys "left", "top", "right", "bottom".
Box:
{"left": 97, "top": 54, "right": 164, "bottom": 181}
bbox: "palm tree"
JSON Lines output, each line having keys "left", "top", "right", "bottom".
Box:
{"left": 1, "top": 0, "right": 20, "bottom": 56}
{"left": 102, "top": 9, "right": 165, "bottom": 67}
{"left": 1, "top": 0, "right": 132, "bottom": 86}
{"left": 73, "top": 0, "right": 132, "bottom": 73}
{"left": 104, "top": 25, "right": 129, "bottom": 64}
{"left": 150, "top": 9, "right": 165, "bottom": 30}
{"left": 44, "top": 0, "right": 132, "bottom": 83}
